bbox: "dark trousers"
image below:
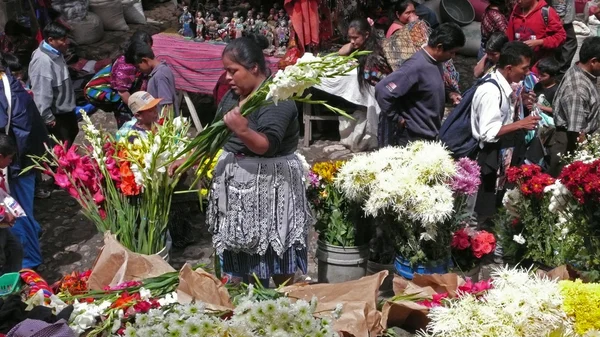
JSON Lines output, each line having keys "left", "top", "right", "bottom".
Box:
{"left": 546, "top": 129, "right": 579, "bottom": 177}
{"left": 48, "top": 112, "right": 79, "bottom": 147}
{"left": 0, "top": 228, "right": 23, "bottom": 274}
{"left": 557, "top": 23, "right": 578, "bottom": 74}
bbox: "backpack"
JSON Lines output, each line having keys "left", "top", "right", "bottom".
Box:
{"left": 439, "top": 75, "right": 503, "bottom": 159}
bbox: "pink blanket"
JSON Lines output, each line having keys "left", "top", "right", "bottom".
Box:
{"left": 152, "top": 33, "right": 280, "bottom": 94}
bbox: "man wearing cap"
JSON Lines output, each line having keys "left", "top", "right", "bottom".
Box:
{"left": 116, "top": 91, "right": 161, "bottom": 142}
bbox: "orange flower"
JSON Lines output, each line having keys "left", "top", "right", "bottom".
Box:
{"left": 119, "top": 161, "right": 140, "bottom": 196}
{"left": 111, "top": 292, "right": 140, "bottom": 309}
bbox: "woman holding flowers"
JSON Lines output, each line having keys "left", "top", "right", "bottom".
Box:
{"left": 189, "top": 37, "right": 312, "bottom": 286}
{"left": 338, "top": 18, "right": 392, "bottom": 90}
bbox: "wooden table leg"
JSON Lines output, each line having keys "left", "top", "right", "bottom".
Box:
{"left": 178, "top": 90, "right": 203, "bottom": 134}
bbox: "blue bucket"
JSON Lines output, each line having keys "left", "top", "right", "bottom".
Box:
{"left": 394, "top": 255, "right": 451, "bottom": 280}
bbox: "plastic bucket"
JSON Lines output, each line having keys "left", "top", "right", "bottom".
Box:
{"left": 394, "top": 255, "right": 450, "bottom": 280}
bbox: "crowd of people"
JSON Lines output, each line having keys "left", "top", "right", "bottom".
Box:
{"left": 0, "top": 19, "right": 183, "bottom": 276}
{"left": 344, "top": 0, "right": 600, "bottom": 228}
{"left": 1, "top": 0, "right": 600, "bottom": 286}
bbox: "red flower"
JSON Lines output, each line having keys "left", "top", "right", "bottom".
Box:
{"left": 451, "top": 228, "right": 471, "bottom": 250}
{"left": 133, "top": 300, "right": 152, "bottom": 313}
{"left": 458, "top": 279, "right": 493, "bottom": 295}
{"left": 98, "top": 208, "right": 107, "bottom": 220}
{"left": 418, "top": 293, "right": 448, "bottom": 308}
{"left": 511, "top": 218, "right": 520, "bottom": 227}
{"left": 471, "top": 231, "right": 496, "bottom": 258}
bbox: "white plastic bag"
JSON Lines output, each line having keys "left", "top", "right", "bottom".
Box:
{"left": 0, "top": 188, "right": 27, "bottom": 218}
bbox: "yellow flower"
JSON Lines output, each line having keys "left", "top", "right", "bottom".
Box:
{"left": 320, "top": 189, "right": 328, "bottom": 198}
{"left": 559, "top": 279, "right": 600, "bottom": 335}
{"left": 312, "top": 160, "right": 345, "bottom": 183}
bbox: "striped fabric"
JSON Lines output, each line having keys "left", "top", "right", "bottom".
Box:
{"left": 222, "top": 245, "right": 308, "bottom": 280}
{"left": 83, "top": 64, "right": 121, "bottom": 106}
{"left": 152, "top": 34, "right": 281, "bottom": 95}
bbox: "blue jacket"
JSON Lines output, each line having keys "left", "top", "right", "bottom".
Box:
{"left": 0, "top": 70, "right": 50, "bottom": 178}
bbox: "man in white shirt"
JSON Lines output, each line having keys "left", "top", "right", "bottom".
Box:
{"left": 471, "top": 41, "right": 541, "bottom": 222}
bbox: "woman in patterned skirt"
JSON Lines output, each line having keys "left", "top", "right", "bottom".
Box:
{"left": 175, "top": 37, "right": 312, "bottom": 287}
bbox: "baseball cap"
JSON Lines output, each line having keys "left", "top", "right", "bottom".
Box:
{"left": 128, "top": 91, "right": 162, "bottom": 114}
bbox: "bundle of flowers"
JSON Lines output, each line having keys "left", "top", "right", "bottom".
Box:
{"left": 307, "top": 160, "right": 367, "bottom": 247}
{"left": 417, "top": 266, "right": 575, "bottom": 337}
{"left": 27, "top": 112, "right": 191, "bottom": 254}
{"left": 500, "top": 160, "right": 600, "bottom": 279}
{"left": 498, "top": 164, "right": 577, "bottom": 268}
{"left": 559, "top": 279, "right": 600, "bottom": 336}
{"left": 176, "top": 50, "right": 368, "bottom": 182}
{"left": 450, "top": 227, "right": 496, "bottom": 271}
{"left": 120, "top": 286, "right": 339, "bottom": 337}
{"left": 335, "top": 142, "right": 481, "bottom": 265}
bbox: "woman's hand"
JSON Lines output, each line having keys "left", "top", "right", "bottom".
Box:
{"left": 168, "top": 158, "right": 186, "bottom": 176}
{"left": 224, "top": 107, "right": 249, "bottom": 135}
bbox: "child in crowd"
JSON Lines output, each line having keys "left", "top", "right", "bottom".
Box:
{"left": 128, "top": 41, "right": 179, "bottom": 117}
{"left": 0, "top": 134, "right": 24, "bottom": 275}
{"left": 116, "top": 91, "right": 160, "bottom": 142}
{"left": 473, "top": 32, "right": 509, "bottom": 78}
{"left": 533, "top": 57, "right": 561, "bottom": 116}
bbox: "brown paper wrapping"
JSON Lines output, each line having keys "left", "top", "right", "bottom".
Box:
{"left": 176, "top": 264, "right": 234, "bottom": 311}
{"left": 88, "top": 233, "right": 175, "bottom": 290}
{"left": 281, "top": 271, "right": 388, "bottom": 337}
{"left": 382, "top": 273, "right": 466, "bottom": 332}
{"left": 535, "top": 265, "right": 578, "bottom": 281}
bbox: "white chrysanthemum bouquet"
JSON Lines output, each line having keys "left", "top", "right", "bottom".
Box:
{"left": 335, "top": 141, "right": 481, "bottom": 265}
{"left": 418, "top": 266, "right": 575, "bottom": 337}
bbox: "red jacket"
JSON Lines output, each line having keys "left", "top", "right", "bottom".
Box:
{"left": 507, "top": 0, "right": 566, "bottom": 61}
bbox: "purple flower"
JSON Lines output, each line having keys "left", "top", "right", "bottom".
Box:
{"left": 451, "top": 158, "right": 481, "bottom": 195}
{"left": 308, "top": 171, "right": 321, "bottom": 188}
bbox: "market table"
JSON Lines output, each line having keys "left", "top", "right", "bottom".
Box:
{"left": 306, "top": 68, "right": 380, "bottom": 151}
{"left": 152, "top": 33, "right": 281, "bottom": 131}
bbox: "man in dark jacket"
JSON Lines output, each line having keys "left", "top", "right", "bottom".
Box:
{"left": 375, "top": 23, "right": 465, "bottom": 147}
{"left": 0, "top": 67, "right": 49, "bottom": 269}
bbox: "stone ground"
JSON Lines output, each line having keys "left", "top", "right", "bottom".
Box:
{"left": 33, "top": 4, "right": 477, "bottom": 336}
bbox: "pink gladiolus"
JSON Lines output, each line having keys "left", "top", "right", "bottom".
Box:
{"left": 93, "top": 190, "right": 105, "bottom": 204}
{"left": 65, "top": 146, "right": 81, "bottom": 165}
{"left": 68, "top": 186, "right": 80, "bottom": 199}
{"left": 54, "top": 171, "right": 71, "bottom": 189}
{"left": 53, "top": 144, "right": 65, "bottom": 158}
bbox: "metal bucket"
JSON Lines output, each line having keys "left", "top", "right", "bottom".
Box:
{"left": 316, "top": 240, "right": 369, "bottom": 284}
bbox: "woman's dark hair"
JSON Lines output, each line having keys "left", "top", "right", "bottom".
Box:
{"left": 222, "top": 37, "right": 267, "bottom": 74}
{"left": 348, "top": 18, "right": 385, "bottom": 91}
{"left": 0, "top": 52, "right": 22, "bottom": 72}
{"left": 487, "top": 0, "right": 508, "bottom": 15}
{"left": 485, "top": 31, "right": 509, "bottom": 53}
{"left": 131, "top": 30, "right": 154, "bottom": 47}
{"left": 247, "top": 33, "right": 269, "bottom": 50}
{"left": 121, "top": 30, "right": 153, "bottom": 56}
{"left": 0, "top": 134, "right": 17, "bottom": 157}
{"left": 393, "top": 0, "right": 414, "bottom": 18}
{"left": 4, "top": 20, "right": 31, "bottom": 37}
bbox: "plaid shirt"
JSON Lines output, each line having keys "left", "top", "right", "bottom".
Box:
{"left": 553, "top": 65, "right": 600, "bottom": 133}
{"left": 481, "top": 8, "right": 508, "bottom": 42}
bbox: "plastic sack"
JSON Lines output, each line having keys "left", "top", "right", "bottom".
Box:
{"left": 89, "top": 0, "right": 129, "bottom": 31}
{"left": 0, "top": 188, "right": 26, "bottom": 218}
{"left": 122, "top": 0, "right": 146, "bottom": 24}
{"left": 67, "top": 12, "right": 104, "bottom": 45}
